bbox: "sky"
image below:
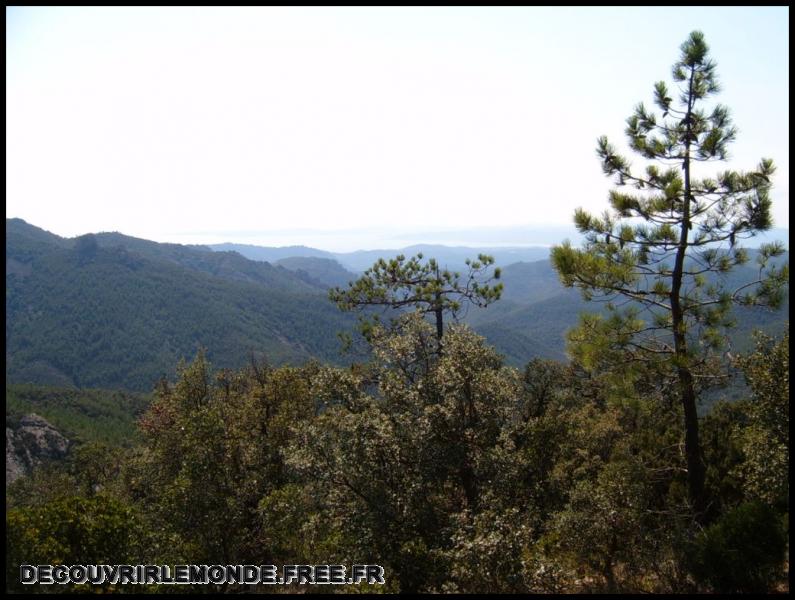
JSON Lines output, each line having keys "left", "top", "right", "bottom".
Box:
{"left": 6, "top": 6, "right": 790, "bottom": 251}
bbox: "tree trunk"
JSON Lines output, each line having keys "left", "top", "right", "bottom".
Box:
{"left": 459, "top": 457, "right": 478, "bottom": 508}
{"left": 434, "top": 290, "right": 444, "bottom": 340}
{"left": 679, "top": 364, "right": 706, "bottom": 514}
{"left": 670, "top": 65, "right": 706, "bottom": 518}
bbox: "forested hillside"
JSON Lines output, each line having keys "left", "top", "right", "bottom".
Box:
{"left": 6, "top": 219, "right": 356, "bottom": 391}
{"left": 7, "top": 219, "right": 787, "bottom": 391}
{"left": 275, "top": 256, "right": 357, "bottom": 289}
{"left": 6, "top": 384, "right": 149, "bottom": 447}
{"left": 468, "top": 253, "right": 789, "bottom": 364}
{"left": 215, "top": 239, "right": 790, "bottom": 365}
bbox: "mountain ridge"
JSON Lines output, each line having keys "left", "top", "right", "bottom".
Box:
{"left": 7, "top": 219, "right": 789, "bottom": 389}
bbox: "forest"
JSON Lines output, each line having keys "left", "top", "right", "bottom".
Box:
{"left": 5, "top": 31, "right": 790, "bottom": 594}
{"left": 6, "top": 319, "right": 789, "bottom": 593}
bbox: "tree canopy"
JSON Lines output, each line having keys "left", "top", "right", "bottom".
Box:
{"left": 329, "top": 252, "right": 503, "bottom": 341}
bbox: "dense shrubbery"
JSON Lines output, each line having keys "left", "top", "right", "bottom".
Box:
{"left": 6, "top": 318, "right": 788, "bottom": 593}
{"left": 6, "top": 494, "right": 151, "bottom": 594}
{"left": 688, "top": 501, "right": 787, "bottom": 593}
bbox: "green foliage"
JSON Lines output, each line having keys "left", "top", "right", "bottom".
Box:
{"left": 6, "top": 320, "right": 789, "bottom": 594}
{"left": 6, "top": 384, "right": 150, "bottom": 447}
{"left": 287, "top": 316, "right": 525, "bottom": 592}
{"left": 552, "top": 30, "right": 787, "bottom": 373}
{"left": 329, "top": 252, "right": 503, "bottom": 340}
{"left": 440, "top": 508, "right": 531, "bottom": 593}
{"left": 4, "top": 177, "right": 789, "bottom": 596}
{"left": 7, "top": 440, "right": 129, "bottom": 512}
{"left": 7, "top": 219, "right": 785, "bottom": 387}
{"left": 688, "top": 501, "right": 787, "bottom": 593}
{"left": 6, "top": 494, "right": 150, "bottom": 594}
{"left": 127, "top": 350, "right": 320, "bottom": 568}
{"left": 552, "top": 460, "right": 651, "bottom": 592}
{"left": 537, "top": 365, "right": 698, "bottom": 593}
{"left": 275, "top": 255, "right": 357, "bottom": 289}
{"left": 734, "top": 327, "right": 789, "bottom": 506}
{"left": 700, "top": 400, "right": 748, "bottom": 517}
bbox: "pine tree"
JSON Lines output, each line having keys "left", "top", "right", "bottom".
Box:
{"left": 329, "top": 253, "right": 503, "bottom": 342}
{"left": 550, "top": 31, "right": 788, "bottom": 516}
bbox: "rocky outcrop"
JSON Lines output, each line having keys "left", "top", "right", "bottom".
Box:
{"left": 6, "top": 414, "right": 70, "bottom": 485}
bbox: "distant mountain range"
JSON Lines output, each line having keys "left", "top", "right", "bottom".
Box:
{"left": 208, "top": 225, "right": 789, "bottom": 274}
{"left": 195, "top": 224, "right": 788, "bottom": 255}
{"left": 209, "top": 238, "right": 789, "bottom": 363}
{"left": 208, "top": 242, "right": 551, "bottom": 273}
{"left": 6, "top": 218, "right": 789, "bottom": 392}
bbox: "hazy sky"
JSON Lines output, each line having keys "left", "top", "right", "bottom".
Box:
{"left": 6, "top": 6, "right": 789, "bottom": 251}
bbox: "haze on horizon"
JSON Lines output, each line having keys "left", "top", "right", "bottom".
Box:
{"left": 6, "top": 7, "right": 790, "bottom": 252}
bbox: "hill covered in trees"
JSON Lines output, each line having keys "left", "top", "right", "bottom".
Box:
{"left": 6, "top": 218, "right": 788, "bottom": 391}
{"left": 6, "top": 384, "right": 150, "bottom": 448}
{"left": 6, "top": 219, "right": 358, "bottom": 391}
{"left": 467, "top": 253, "right": 789, "bottom": 364}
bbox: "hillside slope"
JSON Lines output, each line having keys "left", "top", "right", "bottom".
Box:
{"left": 6, "top": 220, "right": 355, "bottom": 391}
{"left": 275, "top": 256, "right": 357, "bottom": 289}
{"left": 468, "top": 254, "right": 789, "bottom": 365}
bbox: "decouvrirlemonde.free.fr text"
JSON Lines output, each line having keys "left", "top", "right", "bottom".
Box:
{"left": 21, "top": 564, "right": 385, "bottom": 585}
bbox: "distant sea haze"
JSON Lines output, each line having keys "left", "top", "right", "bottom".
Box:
{"left": 166, "top": 225, "right": 579, "bottom": 253}
{"left": 173, "top": 225, "right": 790, "bottom": 255}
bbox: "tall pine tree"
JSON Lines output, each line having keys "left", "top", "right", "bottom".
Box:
{"left": 551, "top": 31, "right": 788, "bottom": 516}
